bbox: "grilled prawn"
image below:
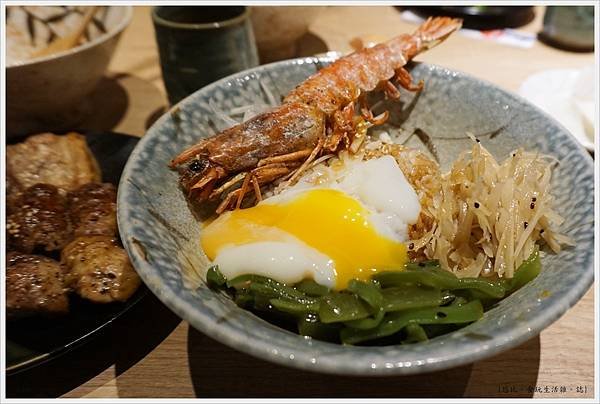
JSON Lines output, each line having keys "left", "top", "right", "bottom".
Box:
{"left": 170, "top": 17, "right": 462, "bottom": 213}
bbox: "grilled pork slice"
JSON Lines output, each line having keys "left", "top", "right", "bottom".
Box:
{"left": 6, "top": 132, "right": 101, "bottom": 193}
{"left": 61, "top": 236, "right": 141, "bottom": 303}
{"left": 6, "top": 183, "right": 72, "bottom": 253}
{"left": 6, "top": 251, "right": 69, "bottom": 318}
{"left": 68, "top": 183, "right": 117, "bottom": 237}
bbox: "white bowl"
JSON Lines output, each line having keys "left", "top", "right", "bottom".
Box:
{"left": 6, "top": 6, "right": 132, "bottom": 136}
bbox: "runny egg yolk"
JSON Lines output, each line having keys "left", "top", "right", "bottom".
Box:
{"left": 201, "top": 188, "right": 408, "bottom": 289}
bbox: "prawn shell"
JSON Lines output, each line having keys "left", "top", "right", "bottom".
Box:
{"left": 206, "top": 102, "right": 324, "bottom": 171}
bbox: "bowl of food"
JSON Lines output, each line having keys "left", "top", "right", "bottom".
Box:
{"left": 118, "top": 18, "right": 594, "bottom": 375}
{"left": 6, "top": 6, "right": 132, "bottom": 136}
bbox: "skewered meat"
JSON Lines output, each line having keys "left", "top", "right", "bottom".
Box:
{"left": 7, "top": 183, "right": 72, "bottom": 253}
{"left": 6, "top": 251, "right": 69, "bottom": 318}
{"left": 7, "top": 132, "right": 101, "bottom": 193}
{"left": 5, "top": 132, "right": 141, "bottom": 316}
{"left": 61, "top": 236, "right": 141, "bottom": 303}
{"left": 68, "top": 183, "right": 117, "bottom": 237}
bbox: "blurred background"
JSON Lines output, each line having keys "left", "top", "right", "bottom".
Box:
{"left": 5, "top": 5, "right": 595, "bottom": 150}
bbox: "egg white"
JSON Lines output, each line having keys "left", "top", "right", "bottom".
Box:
{"left": 213, "top": 240, "right": 336, "bottom": 288}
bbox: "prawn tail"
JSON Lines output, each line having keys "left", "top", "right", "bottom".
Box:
{"left": 412, "top": 16, "right": 463, "bottom": 52}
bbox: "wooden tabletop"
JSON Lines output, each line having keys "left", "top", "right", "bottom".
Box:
{"left": 7, "top": 6, "right": 595, "bottom": 399}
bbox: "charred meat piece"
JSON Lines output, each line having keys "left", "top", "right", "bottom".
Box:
{"left": 68, "top": 183, "right": 117, "bottom": 237}
{"left": 6, "top": 251, "right": 69, "bottom": 318}
{"left": 7, "top": 132, "right": 101, "bottom": 192}
{"left": 61, "top": 236, "right": 141, "bottom": 303}
{"left": 7, "top": 183, "right": 72, "bottom": 253}
{"left": 6, "top": 170, "right": 23, "bottom": 215}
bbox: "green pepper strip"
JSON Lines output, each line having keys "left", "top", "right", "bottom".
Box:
{"left": 297, "top": 316, "right": 341, "bottom": 341}
{"left": 248, "top": 282, "right": 317, "bottom": 305}
{"left": 319, "top": 292, "right": 373, "bottom": 323}
{"left": 501, "top": 249, "right": 541, "bottom": 292}
{"left": 450, "top": 295, "right": 469, "bottom": 306}
{"left": 341, "top": 300, "right": 484, "bottom": 345}
{"left": 228, "top": 274, "right": 316, "bottom": 302}
{"left": 341, "top": 280, "right": 385, "bottom": 329}
{"left": 347, "top": 279, "right": 384, "bottom": 308}
{"left": 269, "top": 298, "right": 320, "bottom": 315}
{"left": 381, "top": 286, "right": 451, "bottom": 312}
{"left": 295, "top": 279, "right": 330, "bottom": 296}
{"left": 251, "top": 291, "right": 274, "bottom": 311}
{"left": 234, "top": 291, "right": 253, "bottom": 307}
{"left": 344, "top": 309, "right": 385, "bottom": 329}
{"left": 206, "top": 265, "right": 227, "bottom": 288}
{"left": 403, "top": 323, "right": 428, "bottom": 343}
{"left": 374, "top": 269, "right": 506, "bottom": 299}
{"left": 344, "top": 286, "right": 453, "bottom": 330}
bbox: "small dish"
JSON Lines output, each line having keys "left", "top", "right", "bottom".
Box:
{"left": 519, "top": 67, "right": 595, "bottom": 152}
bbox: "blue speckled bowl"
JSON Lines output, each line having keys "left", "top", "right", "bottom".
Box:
{"left": 117, "top": 59, "right": 594, "bottom": 375}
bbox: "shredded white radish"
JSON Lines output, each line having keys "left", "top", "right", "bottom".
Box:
{"left": 209, "top": 99, "right": 239, "bottom": 130}
{"left": 406, "top": 141, "right": 572, "bottom": 278}
{"left": 212, "top": 77, "right": 279, "bottom": 128}
{"left": 259, "top": 78, "right": 279, "bottom": 108}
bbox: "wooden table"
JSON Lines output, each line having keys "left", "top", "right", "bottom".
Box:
{"left": 7, "top": 6, "right": 595, "bottom": 399}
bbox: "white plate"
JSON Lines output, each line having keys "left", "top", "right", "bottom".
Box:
{"left": 519, "top": 67, "right": 595, "bottom": 151}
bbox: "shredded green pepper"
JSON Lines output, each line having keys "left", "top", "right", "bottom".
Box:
{"left": 269, "top": 298, "right": 320, "bottom": 315}
{"left": 297, "top": 315, "right": 341, "bottom": 341}
{"left": 229, "top": 274, "right": 317, "bottom": 304}
{"left": 296, "top": 279, "right": 330, "bottom": 296}
{"left": 206, "top": 265, "right": 227, "bottom": 288}
{"left": 205, "top": 250, "right": 540, "bottom": 345}
{"left": 403, "top": 323, "right": 429, "bottom": 343}
{"left": 319, "top": 292, "right": 373, "bottom": 323}
{"left": 501, "top": 249, "right": 541, "bottom": 292}
{"left": 381, "top": 286, "right": 451, "bottom": 312}
{"left": 374, "top": 267, "right": 506, "bottom": 299}
{"left": 340, "top": 300, "right": 484, "bottom": 345}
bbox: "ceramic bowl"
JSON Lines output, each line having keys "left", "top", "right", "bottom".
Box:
{"left": 118, "top": 58, "right": 594, "bottom": 375}
{"left": 250, "top": 6, "right": 322, "bottom": 63}
{"left": 6, "top": 6, "right": 132, "bottom": 136}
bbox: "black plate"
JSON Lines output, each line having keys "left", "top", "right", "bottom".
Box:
{"left": 407, "top": 6, "right": 535, "bottom": 30}
{"left": 5, "top": 131, "right": 147, "bottom": 375}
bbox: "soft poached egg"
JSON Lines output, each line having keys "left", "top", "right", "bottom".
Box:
{"left": 200, "top": 155, "right": 421, "bottom": 290}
